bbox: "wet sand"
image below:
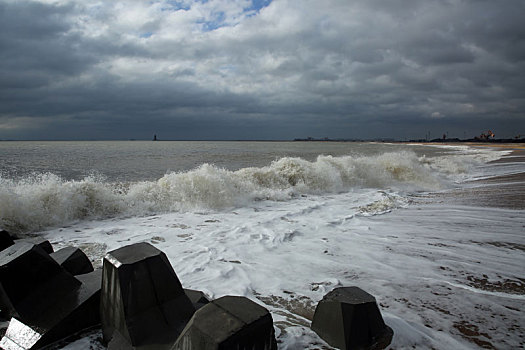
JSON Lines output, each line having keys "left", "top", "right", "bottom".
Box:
{"left": 435, "top": 148, "right": 525, "bottom": 209}
{"left": 405, "top": 147, "right": 525, "bottom": 348}
{"left": 441, "top": 180, "right": 525, "bottom": 209}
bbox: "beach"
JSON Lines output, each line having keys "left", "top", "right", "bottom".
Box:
{"left": 0, "top": 141, "right": 523, "bottom": 349}
{"left": 381, "top": 147, "right": 525, "bottom": 348}
{"left": 433, "top": 148, "right": 525, "bottom": 210}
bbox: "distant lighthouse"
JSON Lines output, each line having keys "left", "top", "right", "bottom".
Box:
{"left": 153, "top": 134, "right": 157, "bottom": 141}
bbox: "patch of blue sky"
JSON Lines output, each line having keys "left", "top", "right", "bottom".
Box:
{"left": 197, "top": 11, "right": 226, "bottom": 32}
{"left": 158, "top": 0, "right": 271, "bottom": 13}
{"left": 160, "top": 0, "right": 191, "bottom": 12}
{"left": 219, "top": 64, "right": 237, "bottom": 73}
{"left": 196, "top": 0, "right": 272, "bottom": 31}
{"left": 248, "top": 0, "right": 272, "bottom": 14}
{"left": 140, "top": 32, "right": 154, "bottom": 38}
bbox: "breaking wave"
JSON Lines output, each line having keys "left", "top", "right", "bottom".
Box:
{"left": 0, "top": 151, "right": 489, "bottom": 233}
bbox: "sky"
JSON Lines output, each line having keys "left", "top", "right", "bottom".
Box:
{"left": 0, "top": 0, "right": 524, "bottom": 141}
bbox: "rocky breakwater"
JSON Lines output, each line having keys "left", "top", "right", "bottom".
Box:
{"left": 0, "top": 231, "right": 100, "bottom": 349}
{"left": 0, "top": 229, "right": 392, "bottom": 349}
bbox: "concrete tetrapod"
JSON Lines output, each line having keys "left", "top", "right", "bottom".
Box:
{"left": 101, "top": 242, "right": 195, "bottom": 350}
{"left": 0, "top": 244, "right": 102, "bottom": 350}
{"left": 34, "top": 240, "right": 53, "bottom": 254}
{"left": 13, "top": 238, "right": 54, "bottom": 254}
{"left": 0, "top": 230, "right": 14, "bottom": 252}
{"left": 173, "top": 296, "right": 277, "bottom": 350}
{"left": 0, "top": 242, "right": 80, "bottom": 322}
{"left": 50, "top": 246, "right": 94, "bottom": 276}
{"left": 183, "top": 289, "right": 210, "bottom": 311}
{"left": 311, "top": 287, "right": 393, "bottom": 350}
{"left": 0, "top": 269, "right": 102, "bottom": 350}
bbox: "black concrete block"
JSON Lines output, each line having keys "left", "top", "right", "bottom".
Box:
{"left": 28, "top": 239, "right": 54, "bottom": 254}
{"left": 0, "top": 269, "right": 102, "bottom": 349}
{"left": 0, "top": 320, "right": 8, "bottom": 338}
{"left": 101, "top": 242, "right": 195, "bottom": 349}
{"left": 0, "top": 230, "right": 14, "bottom": 252}
{"left": 311, "top": 287, "right": 393, "bottom": 350}
{"left": 0, "top": 317, "right": 43, "bottom": 350}
{"left": 36, "top": 240, "right": 53, "bottom": 254}
{"left": 51, "top": 246, "right": 94, "bottom": 276}
{"left": 55, "top": 269, "right": 102, "bottom": 335}
{"left": 173, "top": 295, "right": 277, "bottom": 350}
{"left": 0, "top": 242, "right": 80, "bottom": 321}
{"left": 14, "top": 238, "right": 54, "bottom": 254}
{"left": 184, "top": 289, "right": 210, "bottom": 310}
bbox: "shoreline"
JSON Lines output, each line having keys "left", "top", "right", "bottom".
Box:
{"left": 403, "top": 141, "right": 525, "bottom": 150}
{"left": 430, "top": 149, "right": 525, "bottom": 210}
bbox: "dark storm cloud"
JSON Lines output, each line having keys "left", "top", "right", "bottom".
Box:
{"left": 0, "top": 0, "right": 524, "bottom": 140}
{"left": 0, "top": 2, "right": 95, "bottom": 82}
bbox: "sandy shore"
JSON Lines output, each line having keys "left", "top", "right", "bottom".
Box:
{"left": 417, "top": 142, "right": 525, "bottom": 151}
{"left": 433, "top": 148, "right": 525, "bottom": 209}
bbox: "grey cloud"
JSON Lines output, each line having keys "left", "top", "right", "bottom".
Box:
{"left": 0, "top": 0, "right": 524, "bottom": 141}
{"left": 0, "top": 2, "right": 97, "bottom": 94}
{"left": 0, "top": 1, "right": 70, "bottom": 40}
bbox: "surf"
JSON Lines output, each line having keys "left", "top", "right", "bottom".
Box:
{"left": 0, "top": 149, "right": 504, "bottom": 234}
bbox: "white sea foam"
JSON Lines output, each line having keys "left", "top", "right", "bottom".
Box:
{"left": 0, "top": 173, "right": 124, "bottom": 233}
{"left": 50, "top": 192, "right": 524, "bottom": 350}
{"left": 1, "top": 150, "right": 475, "bottom": 233}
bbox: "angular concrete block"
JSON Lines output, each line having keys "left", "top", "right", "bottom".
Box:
{"left": 101, "top": 242, "right": 195, "bottom": 349}
{"left": 54, "top": 269, "right": 102, "bottom": 335}
{"left": 51, "top": 246, "right": 94, "bottom": 276}
{"left": 35, "top": 239, "right": 53, "bottom": 254}
{"left": 14, "top": 238, "right": 54, "bottom": 254}
{"left": 0, "top": 242, "right": 80, "bottom": 322}
{"left": 0, "top": 269, "right": 102, "bottom": 349}
{"left": 184, "top": 289, "right": 210, "bottom": 311}
{"left": 173, "top": 295, "right": 277, "bottom": 350}
{"left": 311, "top": 287, "right": 393, "bottom": 350}
{"left": 0, "top": 230, "right": 14, "bottom": 252}
{"left": 0, "top": 317, "right": 43, "bottom": 350}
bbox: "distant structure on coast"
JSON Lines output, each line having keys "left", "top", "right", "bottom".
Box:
{"left": 410, "top": 129, "right": 524, "bottom": 143}
{"left": 293, "top": 129, "right": 524, "bottom": 144}
{"left": 474, "top": 130, "right": 495, "bottom": 141}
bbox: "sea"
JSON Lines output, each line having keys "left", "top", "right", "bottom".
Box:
{"left": 0, "top": 141, "right": 523, "bottom": 349}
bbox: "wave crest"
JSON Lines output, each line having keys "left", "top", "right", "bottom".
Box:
{"left": 0, "top": 151, "right": 467, "bottom": 233}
